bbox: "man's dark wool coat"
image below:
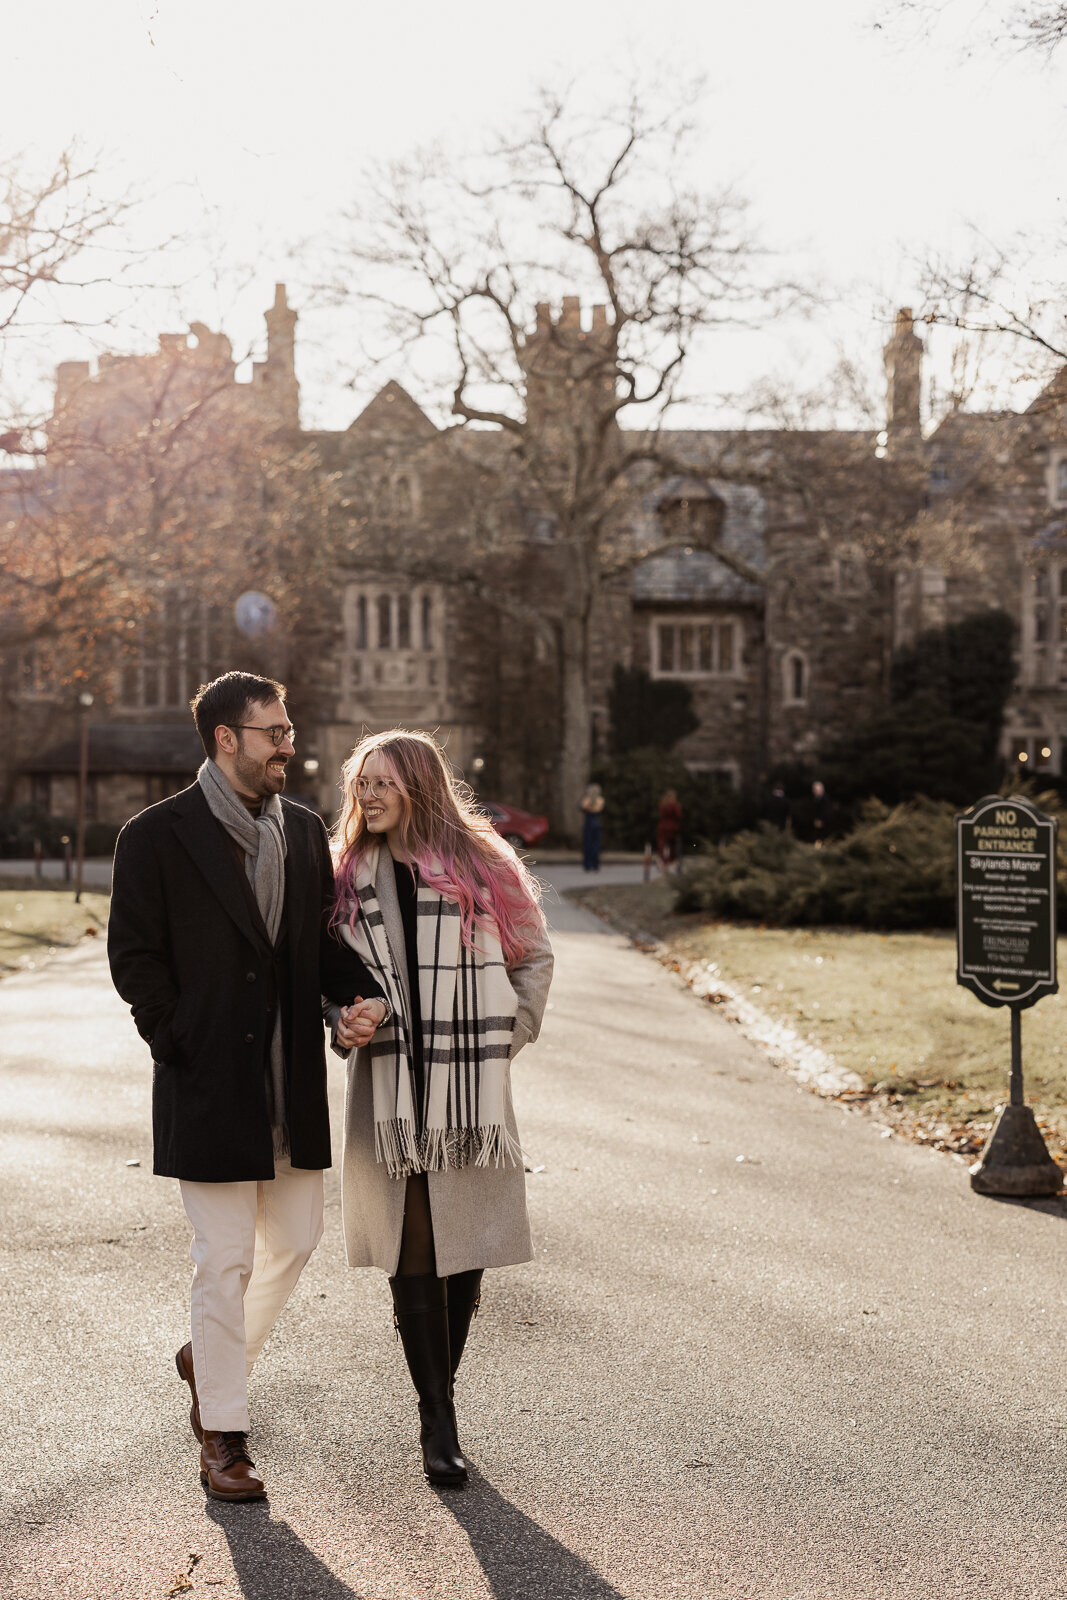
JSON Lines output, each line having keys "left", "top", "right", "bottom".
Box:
{"left": 107, "top": 782, "right": 380, "bottom": 1183}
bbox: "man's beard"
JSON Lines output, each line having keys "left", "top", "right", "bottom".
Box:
{"left": 233, "top": 747, "right": 287, "bottom": 799}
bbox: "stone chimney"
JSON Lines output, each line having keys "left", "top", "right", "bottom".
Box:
{"left": 884, "top": 307, "right": 923, "bottom": 447}
{"left": 252, "top": 284, "right": 299, "bottom": 428}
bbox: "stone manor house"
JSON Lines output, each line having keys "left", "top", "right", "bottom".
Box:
{"left": 2, "top": 288, "right": 1063, "bottom": 831}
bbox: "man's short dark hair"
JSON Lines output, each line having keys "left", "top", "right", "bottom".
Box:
{"left": 189, "top": 671, "right": 287, "bottom": 758}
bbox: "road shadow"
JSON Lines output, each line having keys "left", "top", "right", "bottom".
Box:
{"left": 438, "top": 1463, "right": 625, "bottom": 1599}
{"left": 205, "top": 1499, "right": 363, "bottom": 1599}
{"left": 979, "top": 1191, "right": 1067, "bottom": 1222}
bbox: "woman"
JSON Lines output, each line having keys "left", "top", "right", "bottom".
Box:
{"left": 656, "top": 789, "right": 683, "bottom": 873}
{"left": 579, "top": 782, "right": 605, "bottom": 872}
{"left": 328, "top": 730, "right": 554, "bottom": 1488}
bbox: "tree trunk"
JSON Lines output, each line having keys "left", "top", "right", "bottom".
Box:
{"left": 556, "top": 609, "right": 592, "bottom": 843}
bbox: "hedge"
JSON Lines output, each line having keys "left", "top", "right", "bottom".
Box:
{"left": 671, "top": 794, "right": 1067, "bottom": 931}
{"left": 0, "top": 805, "right": 121, "bottom": 861}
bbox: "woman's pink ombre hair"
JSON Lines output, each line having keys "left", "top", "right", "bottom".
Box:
{"left": 331, "top": 729, "right": 544, "bottom": 965}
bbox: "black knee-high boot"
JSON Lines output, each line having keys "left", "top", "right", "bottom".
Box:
{"left": 447, "top": 1270, "right": 483, "bottom": 1395}
{"left": 389, "top": 1274, "right": 467, "bottom": 1487}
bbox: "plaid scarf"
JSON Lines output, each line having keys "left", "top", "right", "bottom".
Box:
{"left": 339, "top": 844, "right": 521, "bottom": 1178}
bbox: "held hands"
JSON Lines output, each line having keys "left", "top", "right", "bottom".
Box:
{"left": 337, "top": 997, "right": 388, "bottom": 1052}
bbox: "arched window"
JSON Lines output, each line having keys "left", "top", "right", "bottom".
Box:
{"left": 354, "top": 595, "right": 367, "bottom": 650}
{"left": 421, "top": 594, "right": 433, "bottom": 651}
{"left": 1057, "top": 458, "right": 1067, "bottom": 502}
{"left": 783, "top": 649, "right": 808, "bottom": 706}
{"left": 377, "top": 594, "right": 392, "bottom": 650}
{"left": 394, "top": 475, "right": 413, "bottom": 519}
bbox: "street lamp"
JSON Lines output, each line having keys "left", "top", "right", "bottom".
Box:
{"left": 75, "top": 690, "right": 93, "bottom": 904}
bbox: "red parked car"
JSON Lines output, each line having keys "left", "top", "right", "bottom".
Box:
{"left": 481, "top": 801, "right": 549, "bottom": 850}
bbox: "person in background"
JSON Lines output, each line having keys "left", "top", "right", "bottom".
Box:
{"left": 580, "top": 782, "right": 605, "bottom": 872}
{"left": 656, "top": 788, "right": 684, "bottom": 873}
{"left": 766, "top": 783, "right": 790, "bottom": 830}
{"left": 328, "top": 730, "right": 554, "bottom": 1488}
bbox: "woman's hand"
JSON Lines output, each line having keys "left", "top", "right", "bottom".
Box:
{"left": 337, "top": 997, "right": 388, "bottom": 1051}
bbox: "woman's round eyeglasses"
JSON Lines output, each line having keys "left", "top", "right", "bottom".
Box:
{"left": 354, "top": 776, "right": 400, "bottom": 800}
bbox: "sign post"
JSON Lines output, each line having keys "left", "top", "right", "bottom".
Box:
{"left": 956, "top": 794, "right": 1062, "bottom": 1195}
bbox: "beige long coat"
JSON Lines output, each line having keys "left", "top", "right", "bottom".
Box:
{"left": 333, "top": 846, "right": 554, "bottom": 1277}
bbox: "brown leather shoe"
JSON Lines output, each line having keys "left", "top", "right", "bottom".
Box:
{"left": 175, "top": 1343, "right": 203, "bottom": 1444}
{"left": 199, "top": 1431, "right": 266, "bottom": 1501}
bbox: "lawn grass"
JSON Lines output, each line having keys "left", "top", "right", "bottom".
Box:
{"left": 0, "top": 887, "right": 109, "bottom": 973}
{"left": 570, "top": 879, "right": 1067, "bottom": 1163}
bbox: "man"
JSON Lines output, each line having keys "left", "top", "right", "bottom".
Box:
{"left": 108, "top": 671, "right": 386, "bottom": 1500}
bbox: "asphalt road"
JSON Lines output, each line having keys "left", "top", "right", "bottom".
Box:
{"left": 3, "top": 865, "right": 1067, "bottom": 1599}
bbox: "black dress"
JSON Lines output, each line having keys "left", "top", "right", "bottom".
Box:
{"left": 395, "top": 862, "right": 426, "bottom": 1132}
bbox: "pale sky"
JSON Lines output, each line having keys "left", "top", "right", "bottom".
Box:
{"left": 4, "top": 0, "right": 1066, "bottom": 429}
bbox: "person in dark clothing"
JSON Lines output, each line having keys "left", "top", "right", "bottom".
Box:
{"left": 107, "top": 671, "right": 387, "bottom": 1502}
{"left": 580, "top": 783, "right": 605, "bottom": 871}
{"left": 766, "top": 784, "right": 790, "bottom": 830}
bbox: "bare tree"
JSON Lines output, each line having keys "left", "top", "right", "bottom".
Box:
{"left": 0, "top": 146, "right": 141, "bottom": 417}
{"left": 0, "top": 144, "right": 149, "bottom": 681}
{"left": 1, "top": 332, "right": 333, "bottom": 738}
{"left": 327, "top": 83, "right": 799, "bottom": 828}
{"left": 877, "top": 0, "right": 1067, "bottom": 53}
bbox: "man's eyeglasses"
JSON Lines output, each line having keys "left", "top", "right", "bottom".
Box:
{"left": 227, "top": 723, "right": 296, "bottom": 747}
{"left": 353, "top": 775, "right": 401, "bottom": 800}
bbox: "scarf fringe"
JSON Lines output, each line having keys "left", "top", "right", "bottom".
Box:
{"left": 374, "top": 1116, "right": 422, "bottom": 1177}
{"left": 375, "top": 1118, "right": 524, "bottom": 1179}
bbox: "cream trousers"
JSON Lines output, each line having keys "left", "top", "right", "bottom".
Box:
{"left": 179, "top": 1157, "right": 324, "bottom": 1433}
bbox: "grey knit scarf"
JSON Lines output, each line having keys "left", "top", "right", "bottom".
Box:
{"left": 198, "top": 758, "right": 289, "bottom": 1156}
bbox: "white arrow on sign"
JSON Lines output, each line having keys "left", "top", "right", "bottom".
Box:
{"left": 992, "top": 979, "right": 1020, "bottom": 991}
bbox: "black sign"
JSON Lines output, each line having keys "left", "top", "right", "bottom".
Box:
{"left": 956, "top": 795, "right": 1058, "bottom": 1009}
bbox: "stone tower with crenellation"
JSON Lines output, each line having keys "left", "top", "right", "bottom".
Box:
{"left": 518, "top": 296, "right": 617, "bottom": 440}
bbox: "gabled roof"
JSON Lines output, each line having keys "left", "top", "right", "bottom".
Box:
{"left": 1026, "top": 365, "right": 1067, "bottom": 416}
{"left": 346, "top": 381, "right": 438, "bottom": 440}
{"left": 631, "top": 475, "right": 767, "bottom": 606}
{"left": 632, "top": 547, "right": 764, "bottom": 606}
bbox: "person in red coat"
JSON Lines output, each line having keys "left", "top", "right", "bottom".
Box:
{"left": 656, "top": 789, "right": 683, "bottom": 872}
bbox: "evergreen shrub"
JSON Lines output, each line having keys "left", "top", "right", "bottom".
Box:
{"left": 672, "top": 798, "right": 958, "bottom": 929}
{"left": 819, "top": 610, "right": 1015, "bottom": 806}
{"left": 675, "top": 785, "right": 1067, "bottom": 929}
{"left": 607, "top": 665, "right": 700, "bottom": 755}
{"left": 0, "top": 805, "right": 120, "bottom": 860}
